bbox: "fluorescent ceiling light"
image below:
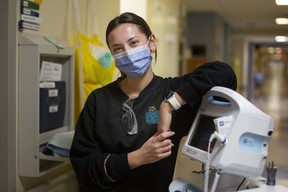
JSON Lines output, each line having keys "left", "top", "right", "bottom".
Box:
{"left": 276, "top": 0, "right": 288, "bottom": 5}
{"left": 275, "top": 18, "right": 288, "bottom": 25}
{"left": 275, "top": 36, "right": 288, "bottom": 42}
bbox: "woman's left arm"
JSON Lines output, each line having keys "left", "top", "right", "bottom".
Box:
{"left": 158, "top": 61, "right": 237, "bottom": 132}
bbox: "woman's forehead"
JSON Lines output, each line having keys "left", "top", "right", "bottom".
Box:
{"left": 108, "top": 23, "right": 145, "bottom": 44}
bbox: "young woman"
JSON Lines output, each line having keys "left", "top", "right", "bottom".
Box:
{"left": 69, "top": 12, "right": 237, "bottom": 192}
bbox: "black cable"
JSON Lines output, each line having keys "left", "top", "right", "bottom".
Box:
{"left": 236, "top": 177, "right": 246, "bottom": 191}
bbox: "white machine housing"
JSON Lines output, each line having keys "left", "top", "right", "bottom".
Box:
{"left": 182, "top": 86, "right": 274, "bottom": 178}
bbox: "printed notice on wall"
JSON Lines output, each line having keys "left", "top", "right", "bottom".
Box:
{"left": 40, "top": 61, "right": 62, "bottom": 81}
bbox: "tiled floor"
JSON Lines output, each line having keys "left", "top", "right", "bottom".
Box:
{"left": 253, "top": 60, "right": 288, "bottom": 187}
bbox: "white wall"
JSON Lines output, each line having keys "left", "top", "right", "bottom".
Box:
{"left": 120, "top": 0, "right": 147, "bottom": 19}
{"left": 147, "top": 0, "right": 180, "bottom": 77}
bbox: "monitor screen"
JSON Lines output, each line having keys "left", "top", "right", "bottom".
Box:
{"left": 188, "top": 114, "right": 217, "bottom": 153}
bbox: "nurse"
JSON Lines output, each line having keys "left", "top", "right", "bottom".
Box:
{"left": 69, "top": 12, "right": 237, "bottom": 192}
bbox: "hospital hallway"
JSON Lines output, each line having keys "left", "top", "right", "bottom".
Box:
{"left": 252, "top": 55, "right": 288, "bottom": 187}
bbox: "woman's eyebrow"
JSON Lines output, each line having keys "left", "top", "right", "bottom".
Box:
{"left": 110, "top": 43, "right": 122, "bottom": 48}
{"left": 127, "top": 36, "right": 140, "bottom": 42}
{"left": 110, "top": 36, "right": 141, "bottom": 48}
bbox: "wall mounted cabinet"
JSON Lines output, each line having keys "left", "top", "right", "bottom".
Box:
{"left": 18, "top": 33, "right": 74, "bottom": 177}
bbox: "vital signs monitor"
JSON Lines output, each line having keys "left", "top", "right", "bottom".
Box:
{"left": 181, "top": 86, "right": 274, "bottom": 192}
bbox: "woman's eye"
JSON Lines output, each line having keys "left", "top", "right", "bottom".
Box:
{"left": 113, "top": 47, "right": 123, "bottom": 54}
{"left": 130, "top": 41, "right": 139, "bottom": 47}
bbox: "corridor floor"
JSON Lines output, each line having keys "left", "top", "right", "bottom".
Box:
{"left": 253, "top": 60, "right": 288, "bottom": 187}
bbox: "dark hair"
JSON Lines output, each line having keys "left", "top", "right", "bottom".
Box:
{"left": 106, "top": 12, "right": 152, "bottom": 46}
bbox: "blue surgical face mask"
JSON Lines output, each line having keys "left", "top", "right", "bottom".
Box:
{"left": 113, "top": 37, "right": 152, "bottom": 78}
